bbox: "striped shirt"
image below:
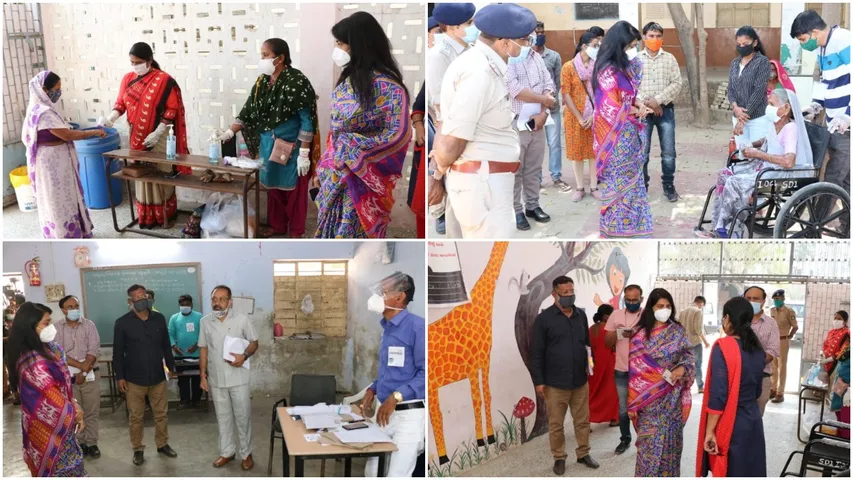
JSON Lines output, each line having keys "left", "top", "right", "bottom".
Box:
{"left": 506, "top": 49, "right": 556, "bottom": 116}
{"left": 728, "top": 52, "right": 771, "bottom": 121}
{"left": 750, "top": 313, "right": 781, "bottom": 374}
{"left": 55, "top": 317, "right": 101, "bottom": 363}
{"left": 814, "top": 26, "right": 851, "bottom": 123}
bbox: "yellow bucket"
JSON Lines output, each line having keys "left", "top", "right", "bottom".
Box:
{"left": 9, "top": 166, "right": 37, "bottom": 212}
{"left": 9, "top": 166, "right": 30, "bottom": 188}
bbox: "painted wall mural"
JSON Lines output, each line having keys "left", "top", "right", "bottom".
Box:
{"left": 427, "top": 241, "right": 658, "bottom": 476}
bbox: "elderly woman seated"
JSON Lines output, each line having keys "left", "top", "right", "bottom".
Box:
{"left": 697, "top": 88, "right": 813, "bottom": 238}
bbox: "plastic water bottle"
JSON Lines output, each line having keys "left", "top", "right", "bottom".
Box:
{"left": 208, "top": 131, "right": 221, "bottom": 165}
{"left": 236, "top": 131, "right": 250, "bottom": 158}
{"left": 165, "top": 125, "right": 176, "bottom": 160}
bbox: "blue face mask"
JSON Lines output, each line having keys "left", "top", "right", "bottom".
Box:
{"left": 535, "top": 34, "right": 546, "bottom": 47}
{"left": 463, "top": 25, "right": 480, "bottom": 44}
{"left": 47, "top": 89, "right": 62, "bottom": 103}
{"left": 508, "top": 43, "right": 530, "bottom": 65}
{"left": 180, "top": 306, "right": 192, "bottom": 315}
{"left": 625, "top": 302, "right": 641, "bottom": 313}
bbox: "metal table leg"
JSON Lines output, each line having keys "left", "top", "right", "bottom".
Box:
{"left": 377, "top": 453, "right": 387, "bottom": 477}
{"left": 344, "top": 457, "right": 352, "bottom": 477}
{"left": 242, "top": 175, "right": 249, "bottom": 238}
{"left": 282, "top": 438, "right": 290, "bottom": 477}
{"left": 295, "top": 456, "right": 304, "bottom": 477}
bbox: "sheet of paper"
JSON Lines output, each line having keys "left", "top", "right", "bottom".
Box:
{"left": 333, "top": 424, "right": 393, "bottom": 444}
{"left": 68, "top": 366, "right": 81, "bottom": 375}
{"left": 515, "top": 102, "right": 542, "bottom": 130}
{"left": 223, "top": 336, "right": 251, "bottom": 370}
{"left": 85, "top": 370, "right": 95, "bottom": 382}
{"left": 304, "top": 433, "right": 321, "bottom": 442}
{"left": 544, "top": 112, "right": 555, "bottom": 126}
{"left": 286, "top": 404, "right": 353, "bottom": 416}
{"left": 302, "top": 413, "right": 342, "bottom": 430}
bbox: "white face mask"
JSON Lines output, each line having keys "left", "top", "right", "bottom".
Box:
{"left": 132, "top": 63, "right": 149, "bottom": 76}
{"left": 586, "top": 46, "right": 599, "bottom": 60}
{"left": 750, "top": 302, "right": 762, "bottom": 315}
{"left": 367, "top": 294, "right": 386, "bottom": 314}
{"left": 654, "top": 308, "right": 671, "bottom": 322}
{"left": 332, "top": 47, "right": 351, "bottom": 67}
{"left": 765, "top": 104, "right": 781, "bottom": 123}
{"left": 258, "top": 58, "right": 276, "bottom": 76}
{"left": 833, "top": 320, "right": 845, "bottom": 329}
{"left": 213, "top": 307, "right": 229, "bottom": 318}
{"left": 5, "top": 314, "right": 14, "bottom": 321}
{"left": 625, "top": 48, "right": 638, "bottom": 61}
{"left": 39, "top": 324, "right": 57, "bottom": 343}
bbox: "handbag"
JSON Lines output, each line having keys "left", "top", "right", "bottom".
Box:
{"left": 270, "top": 137, "right": 295, "bottom": 166}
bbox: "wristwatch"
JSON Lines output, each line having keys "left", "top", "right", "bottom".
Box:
{"left": 393, "top": 391, "right": 403, "bottom": 403}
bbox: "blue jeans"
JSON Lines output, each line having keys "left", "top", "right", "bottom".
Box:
{"left": 545, "top": 112, "right": 563, "bottom": 181}
{"left": 693, "top": 343, "right": 705, "bottom": 389}
{"left": 614, "top": 370, "right": 631, "bottom": 442}
{"left": 642, "top": 104, "right": 677, "bottom": 187}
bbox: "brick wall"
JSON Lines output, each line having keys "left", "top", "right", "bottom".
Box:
{"left": 654, "top": 279, "right": 703, "bottom": 312}
{"left": 274, "top": 274, "right": 348, "bottom": 337}
{"left": 803, "top": 282, "right": 851, "bottom": 360}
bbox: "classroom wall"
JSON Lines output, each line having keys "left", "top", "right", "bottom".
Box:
{"left": 426, "top": 241, "right": 657, "bottom": 475}
{"left": 3, "top": 240, "right": 424, "bottom": 397}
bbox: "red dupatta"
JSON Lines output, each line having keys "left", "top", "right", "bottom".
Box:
{"left": 114, "top": 69, "right": 191, "bottom": 174}
{"left": 696, "top": 337, "right": 742, "bottom": 478}
{"left": 768, "top": 59, "right": 796, "bottom": 94}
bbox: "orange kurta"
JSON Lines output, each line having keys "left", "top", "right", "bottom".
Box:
{"left": 561, "top": 59, "right": 595, "bottom": 162}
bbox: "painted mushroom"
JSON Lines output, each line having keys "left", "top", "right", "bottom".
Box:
{"left": 513, "top": 396, "right": 535, "bottom": 444}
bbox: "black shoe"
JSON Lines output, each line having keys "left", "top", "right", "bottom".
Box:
{"left": 525, "top": 207, "right": 551, "bottom": 223}
{"left": 577, "top": 455, "right": 599, "bottom": 469}
{"left": 663, "top": 184, "right": 679, "bottom": 202}
{"left": 192, "top": 401, "right": 203, "bottom": 409}
{"left": 516, "top": 213, "right": 531, "bottom": 231}
{"left": 553, "top": 459, "right": 566, "bottom": 475}
{"left": 88, "top": 445, "right": 101, "bottom": 459}
{"left": 177, "top": 402, "right": 189, "bottom": 410}
{"left": 436, "top": 216, "right": 446, "bottom": 235}
{"left": 133, "top": 451, "right": 145, "bottom": 466}
{"left": 79, "top": 444, "right": 89, "bottom": 456}
{"left": 157, "top": 444, "right": 178, "bottom": 458}
{"left": 615, "top": 439, "right": 631, "bottom": 455}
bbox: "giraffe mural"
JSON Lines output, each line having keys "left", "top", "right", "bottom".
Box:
{"left": 428, "top": 242, "right": 509, "bottom": 465}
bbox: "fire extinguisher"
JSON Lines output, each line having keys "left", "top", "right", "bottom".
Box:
{"left": 273, "top": 323, "right": 284, "bottom": 338}
{"left": 25, "top": 257, "right": 41, "bottom": 287}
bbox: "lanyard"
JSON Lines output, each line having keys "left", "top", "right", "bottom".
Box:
{"left": 818, "top": 26, "right": 837, "bottom": 81}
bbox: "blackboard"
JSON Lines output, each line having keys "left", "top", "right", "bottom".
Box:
{"left": 575, "top": 3, "right": 619, "bottom": 21}
{"left": 80, "top": 263, "right": 202, "bottom": 346}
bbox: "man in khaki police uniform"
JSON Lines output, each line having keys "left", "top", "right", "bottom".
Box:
{"left": 770, "top": 289, "right": 798, "bottom": 403}
{"left": 432, "top": 3, "right": 538, "bottom": 238}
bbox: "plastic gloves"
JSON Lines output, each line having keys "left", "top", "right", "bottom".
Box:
{"left": 102, "top": 110, "right": 121, "bottom": 128}
{"left": 297, "top": 148, "right": 311, "bottom": 176}
{"left": 143, "top": 123, "right": 168, "bottom": 149}
{"left": 217, "top": 129, "right": 235, "bottom": 142}
{"left": 828, "top": 114, "right": 850, "bottom": 135}
{"left": 803, "top": 102, "right": 823, "bottom": 121}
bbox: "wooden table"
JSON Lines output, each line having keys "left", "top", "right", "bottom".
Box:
{"left": 798, "top": 383, "right": 829, "bottom": 443}
{"left": 276, "top": 407, "right": 397, "bottom": 477}
{"left": 103, "top": 150, "right": 260, "bottom": 238}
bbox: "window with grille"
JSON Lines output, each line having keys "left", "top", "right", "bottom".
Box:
{"left": 273, "top": 261, "right": 348, "bottom": 337}
{"left": 3, "top": 4, "right": 46, "bottom": 145}
{"left": 716, "top": 3, "right": 771, "bottom": 28}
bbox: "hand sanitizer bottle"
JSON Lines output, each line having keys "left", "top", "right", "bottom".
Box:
{"left": 208, "top": 131, "right": 221, "bottom": 165}
{"left": 165, "top": 125, "right": 176, "bottom": 160}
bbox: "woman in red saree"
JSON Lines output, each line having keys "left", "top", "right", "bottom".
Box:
{"left": 409, "top": 85, "right": 427, "bottom": 238}
{"left": 823, "top": 310, "right": 850, "bottom": 373}
{"left": 104, "top": 42, "right": 190, "bottom": 229}
{"left": 767, "top": 59, "right": 796, "bottom": 95}
{"left": 697, "top": 297, "right": 766, "bottom": 477}
{"left": 6, "top": 302, "right": 86, "bottom": 477}
{"left": 589, "top": 304, "right": 619, "bottom": 425}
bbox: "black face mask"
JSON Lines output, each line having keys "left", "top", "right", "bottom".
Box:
{"left": 736, "top": 44, "right": 755, "bottom": 57}
{"left": 558, "top": 295, "right": 576, "bottom": 309}
{"left": 625, "top": 302, "right": 641, "bottom": 313}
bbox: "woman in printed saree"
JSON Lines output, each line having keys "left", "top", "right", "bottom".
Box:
{"left": 6, "top": 302, "right": 86, "bottom": 477}
{"left": 219, "top": 38, "right": 318, "bottom": 238}
{"left": 561, "top": 31, "right": 601, "bottom": 198}
{"left": 409, "top": 85, "right": 427, "bottom": 239}
{"left": 316, "top": 11, "right": 412, "bottom": 239}
{"left": 697, "top": 88, "right": 813, "bottom": 238}
{"left": 822, "top": 310, "right": 850, "bottom": 373}
{"left": 22, "top": 71, "right": 103, "bottom": 239}
{"left": 697, "top": 297, "right": 766, "bottom": 477}
{"left": 592, "top": 21, "right": 655, "bottom": 238}
{"left": 103, "top": 42, "right": 190, "bottom": 229}
{"left": 627, "top": 288, "right": 695, "bottom": 477}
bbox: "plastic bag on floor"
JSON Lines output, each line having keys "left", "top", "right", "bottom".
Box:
{"left": 223, "top": 199, "right": 255, "bottom": 238}
{"left": 200, "top": 192, "right": 231, "bottom": 234}
{"left": 199, "top": 192, "right": 255, "bottom": 238}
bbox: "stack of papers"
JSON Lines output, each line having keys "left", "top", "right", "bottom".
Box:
{"left": 287, "top": 404, "right": 352, "bottom": 416}
{"left": 332, "top": 424, "right": 393, "bottom": 444}
{"left": 223, "top": 336, "right": 251, "bottom": 370}
{"left": 68, "top": 366, "right": 95, "bottom": 383}
{"left": 302, "top": 413, "right": 342, "bottom": 430}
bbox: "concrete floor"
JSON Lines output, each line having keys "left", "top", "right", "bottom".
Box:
{"left": 2, "top": 396, "right": 370, "bottom": 477}
{"left": 430, "top": 119, "right": 742, "bottom": 239}
{"left": 450, "top": 387, "right": 811, "bottom": 478}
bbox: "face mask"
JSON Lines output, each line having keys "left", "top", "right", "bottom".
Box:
{"left": 47, "top": 89, "right": 62, "bottom": 103}
{"left": 773, "top": 299, "right": 784, "bottom": 308}
{"left": 332, "top": 47, "right": 351, "bottom": 67}
{"left": 625, "top": 302, "right": 641, "bottom": 313}
{"left": 258, "top": 58, "right": 276, "bottom": 76}
{"left": 367, "top": 294, "right": 386, "bottom": 314}
{"left": 67, "top": 309, "right": 81, "bottom": 321}
{"left": 644, "top": 38, "right": 662, "bottom": 52}
{"left": 801, "top": 36, "right": 819, "bottom": 52}
{"left": 6, "top": 314, "right": 14, "bottom": 321}
{"left": 535, "top": 34, "right": 546, "bottom": 47}
{"left": 736, "top": 44, "right": 754, "bottom": 57}
{"left": 132, "top": 63, "right": 149, "bottom": 76}
{"left": 213, "top": 309, "right": 228, "bottom": 318}
{"left": 180, "top": 306, "right": 192, "bottom": 315}
{"left": 132, "top": 299, "right": 150, "bottom": 312}
{"left": 765, "top": 105, "right": 782, "bottom": 123}
{"left": 463, "top": 25, "right": 480, "bottom": 44}
{"left": 557, "top": 295, "right": 575, "bottom": 309}
{"left": 625, "top": 48, "right": 638, "bottom": 61}
{"left": 654, "top": 308, "right": 671, "bottom": 322}
{"left": 833, "top": 320, "right": 844, "bottom": 329}
{"left": 39, "top": 324, "right": 57, "bottom": 343}
{"left": 585, "top": 46, "right": 599, "bottom": 60}
{"left": 750, "top": 302, "right": 762, "bottom": 315}
{"left": 506, "top": 41, "right": 529, "bottom": 65}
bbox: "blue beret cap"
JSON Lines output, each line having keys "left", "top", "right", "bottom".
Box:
{"left": 433, "top": 3, "right": 476, "bottom": 26}
{"left": 428, "top": 16, "right": 439, "bottom": 31}
{"left": 773, "top": 289, "right": 785, "bottom": 297}
{"left": 474, "top": 3, "right": 537, "bottom": 39}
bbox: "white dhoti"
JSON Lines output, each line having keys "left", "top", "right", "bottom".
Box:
{"left": 211, "top": 384, "right": 253, "bottom": 459}
{"left": 364, "top": 402, "right": 426, "bottom": 477}
{"left": 445, "top": 164, "right": 515, "bottom": 238}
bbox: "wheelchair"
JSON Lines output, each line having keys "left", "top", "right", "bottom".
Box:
{"left": 781, "top": 419, "right": 850, "bottom": 477}
{"left": 695, "top": 121, "right": 850, "bottom": 239}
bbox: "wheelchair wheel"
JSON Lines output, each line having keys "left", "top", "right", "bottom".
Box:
{"left": 774, "top": 183, "right": 850, "bottom": 238}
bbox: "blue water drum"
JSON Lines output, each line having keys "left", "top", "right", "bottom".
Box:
{"left": 74, "top": 127, "right": 122, "bottom": 209}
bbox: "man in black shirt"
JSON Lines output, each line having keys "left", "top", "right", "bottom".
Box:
{"left": 113, "top": 284, "right": 178, "bottom": 466}
{"left": 531, "top": 276, "right": 599, "bottom": 474}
